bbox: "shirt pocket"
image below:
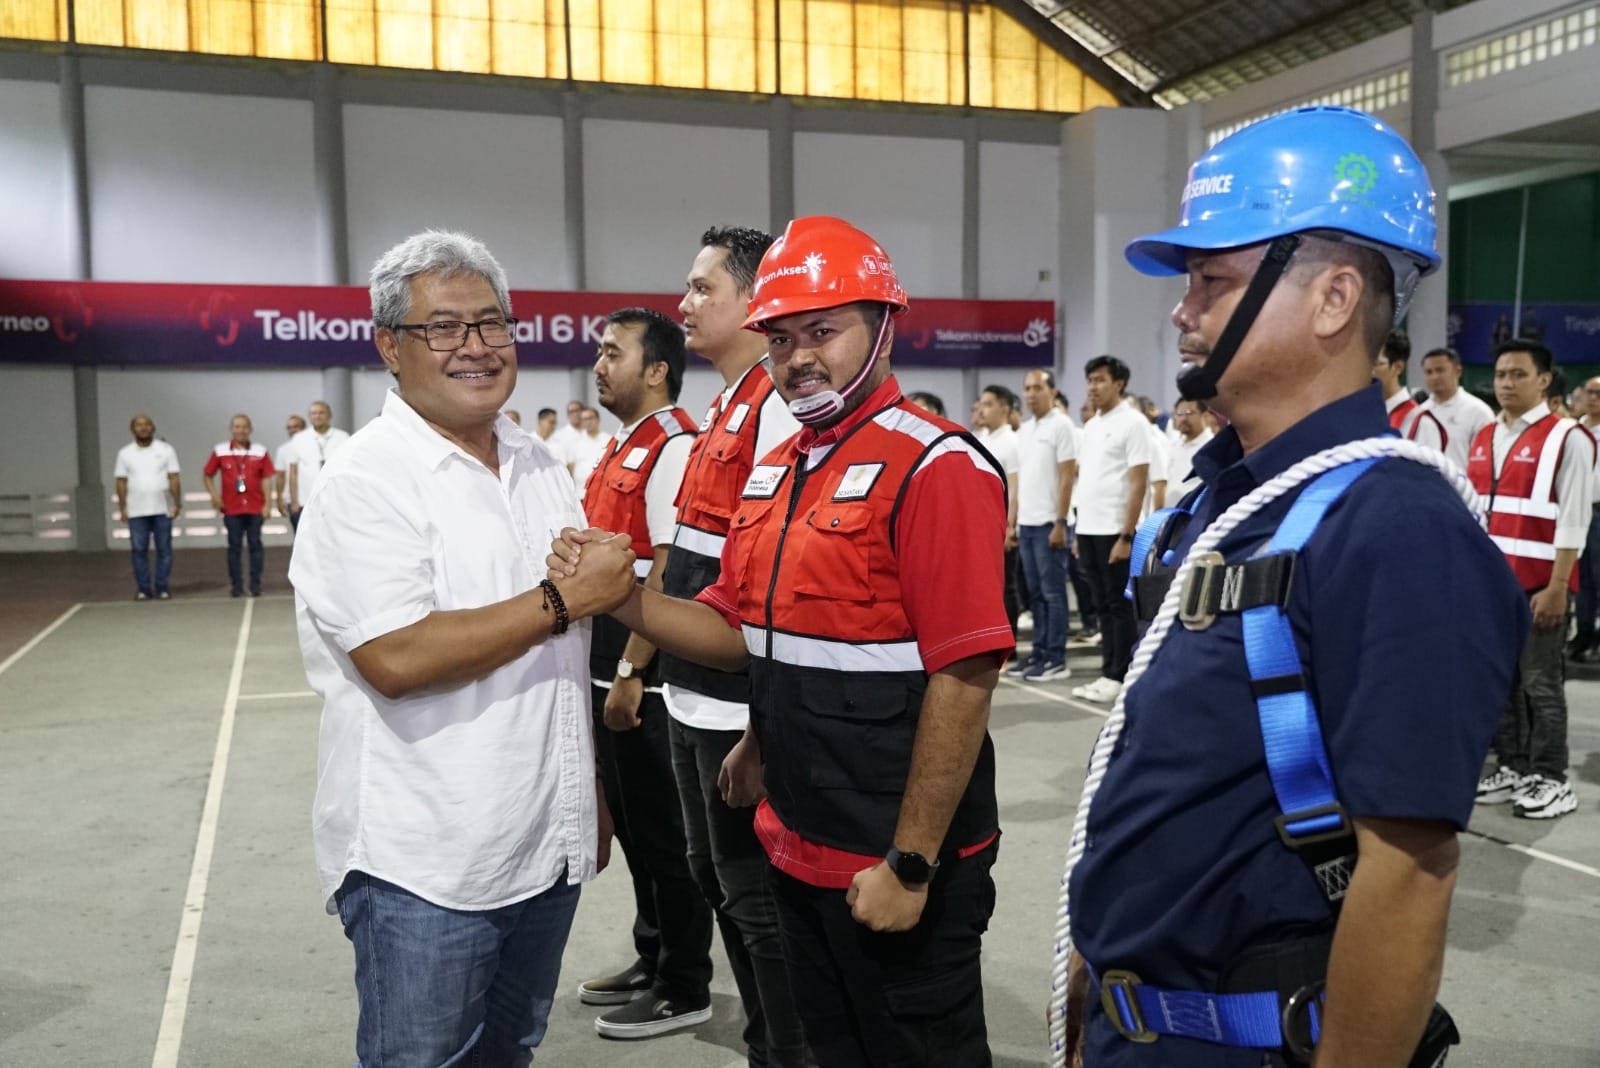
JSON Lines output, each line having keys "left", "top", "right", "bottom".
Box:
{"left": 791, "top": 504, "right": 874, "bottom": 602}
{"left": 692, "top": 434, "right": 749, "bottom": 523}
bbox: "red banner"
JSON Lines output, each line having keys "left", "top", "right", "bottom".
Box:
{"left": 0, "top": 279, "right": 1055, "bottom": 368}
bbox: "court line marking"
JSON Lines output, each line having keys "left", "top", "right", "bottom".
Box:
{"left": 79, "top": 594, "right": 294, "bottom": 607}
{"left": 151, "top": 598, "right": 254, "bottom": 1068}
{"left": 997, "top": 675, "right": 1111, "bottom": 719}
{"left": 1002, "top": 671, "right": 1600, "bottom": 883}
{"left": 0, "top": 603, "right": 83, "bottom": 679}
{"left": 236, "top": 690, "right": 317, "bottom": 702}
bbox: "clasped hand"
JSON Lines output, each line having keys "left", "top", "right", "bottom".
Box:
{"left": 546, "top": 527, "right": 637, "bottom": 619}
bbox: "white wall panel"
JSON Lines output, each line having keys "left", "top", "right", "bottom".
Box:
{"left": 979, "top": 142, "right": 1060, "bottom": 301}
{"left": 583, "top": 120, "right": 768, "bottom": 292}
{"left": 793, "top": 133, "right": 964, "bottom": 299}
{"left": 0, "top": 366, "right": 77, "bottom": 492}
{"left": 86, "top": 88, "right": 318, "bottom": 285}
{"left": 0, "top": 80, "right": 73, "bottom": 281}
{"left": 344, "top": 106, "right": 571, "bottom": 290}
{"left": 894, "top": 369, "right": 971, "bottom": 421}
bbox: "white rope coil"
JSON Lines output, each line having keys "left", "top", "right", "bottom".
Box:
{"left": 1045, "top": 437, "right": 1479, "bottom": 1066}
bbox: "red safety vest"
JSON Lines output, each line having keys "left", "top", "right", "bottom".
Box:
{"left": 1467, "top": 411, "right": 1588, "bottom": 592}
{"left": 659, "top": 362, "right": 784, "bottom": 703}
{"left": 729, "top": 398, "right": 1000, "bottom": 874}
{"left": 1388, "top": 396, "right": 1418, "bottom": 430}
{"left": 583, "top": 407, "right": 697, "bottom": 559}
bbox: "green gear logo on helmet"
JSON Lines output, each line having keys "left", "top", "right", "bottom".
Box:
{"left": 1334, "top": 153, "right": 1379, "bottom": 200}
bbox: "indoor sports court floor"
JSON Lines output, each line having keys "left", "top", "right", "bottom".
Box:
{"left": 2, "top": 551, "right": 1597, "bottom": 1066}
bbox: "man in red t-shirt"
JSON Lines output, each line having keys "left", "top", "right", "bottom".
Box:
{"left": 203, "top": 413, "right": 276, "bottom": 596}
{"left": 551, "top": 217, "right": 1011, "bottom": 1066}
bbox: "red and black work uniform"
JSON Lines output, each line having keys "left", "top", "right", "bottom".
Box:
{"left": 1468, "top": 409, "right": 1592, "bottom": 592}
{"left": 582, "top": 406, "right": 698, "bottom": 683}
{"left": 1387, "top": 391, "right": 1447, "bottom": 451}
{"left": 204, "top": 441, "right": 275, "bottom": 515}
{"left": 658, "top": 362, "right": 780, "bottom": 702}
{"left": 697, "top": 376, "right": 1014, "bottom": 885}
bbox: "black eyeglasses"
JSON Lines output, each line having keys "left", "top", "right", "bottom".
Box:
{"left": 395, "top": 318, "right": 519, "bottom": 351}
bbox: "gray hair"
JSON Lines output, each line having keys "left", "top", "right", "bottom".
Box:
{"left": 369, "top": 230, "right": 512, "bottom": 329}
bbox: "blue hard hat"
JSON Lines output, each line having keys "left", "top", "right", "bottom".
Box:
{"left": 1126, "top": 106, "right": 1440, "bottom": 282}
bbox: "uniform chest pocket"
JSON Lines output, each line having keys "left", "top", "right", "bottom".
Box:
{"left": 791, "top": 504, "right": 874, "bottom": 602}
{"left": 731, "top": 498, "right": 782, "bottom": 594}
{"left": 687, "top": 435, "right": 748, "bottom": 522}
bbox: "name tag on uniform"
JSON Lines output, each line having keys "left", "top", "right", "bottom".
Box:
{"left": 725, "top": 403, "right": 752, "bottom": 433}
{"left": 742, "top": 464, "right": 790, "bottom": 499}
{"left": 833, "top": 463, "right": 885, "bottom": 501}
{"left": 621, "top": 446, "right": 650, "bottom": 471}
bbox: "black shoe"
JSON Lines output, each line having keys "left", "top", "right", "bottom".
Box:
{"left": 1566, "top": 636, "right": 1592, "bottom": 659}
{"left": 578, "top": 960, "right": 654, "bottom": 1006}
{"left": 248, "top": 586, "right": 262, "bottom": 597}
{"left": 230, "top": 587, "right": 243, "bottom": 598}
{"left": 594, "top": 994, "right": 712, "bottom": 1040}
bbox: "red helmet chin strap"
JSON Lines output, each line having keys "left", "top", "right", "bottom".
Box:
{"left": 772, "top": 308, "right": 892, "bottom": 426}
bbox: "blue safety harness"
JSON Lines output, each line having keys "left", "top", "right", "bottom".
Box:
{"left": 1095, "top": 458, "right": 1382, "bottom": 1053}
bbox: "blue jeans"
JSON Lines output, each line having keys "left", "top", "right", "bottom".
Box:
{"left": 222, "top": 513, "right": 264, "bottom": 593}
{"left": 128, "top": 513, "right": 173, "bottom": 595}
{"left": 335, "top": 871, "right": 581, "bottom": 1068}
{"left": 1018, "top": 524, "right": 1069, "bottom": 663}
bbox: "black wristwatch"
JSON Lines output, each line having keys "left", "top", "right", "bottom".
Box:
{"left": 885, "top": 847, "right": 940, "bottom": 886}
{"left": 1116, "top": 531, "right": 1135, "bottom": 544}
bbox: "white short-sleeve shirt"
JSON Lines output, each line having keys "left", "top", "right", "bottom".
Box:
{"left": 1419, "top": 389, "right": 1495, "bottom": 474}
{"left": 1016, "top": 410, "right": 1078, "bottom": 526}
{"left": 289, "top": 389, "right": 597, "bottom": 912}
{"left": 114, "top": 440, "right": 180, "bottom": 518}
{"left": 1074, "top": 402, "right": 1153, "bottom": 536}
{"left": 290, "top": 426, "right": 352, "bottom": 503}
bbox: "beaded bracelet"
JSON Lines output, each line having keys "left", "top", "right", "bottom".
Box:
{"left": 539, "top": 579, "right": 570, "bottom": 636}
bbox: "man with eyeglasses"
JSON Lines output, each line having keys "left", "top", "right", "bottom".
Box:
{"left": 289, "top": 229, "right": 639, "bottom": 1068}
{"left": 1166, "top": 396, "right": 1213, "bottom": 499}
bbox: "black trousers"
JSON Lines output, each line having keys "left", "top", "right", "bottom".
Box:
{"left": 670, "top": 718, "right": 814, "bottom": 1067}
{"left": 591, "top": 686, "right": 714, "bottom": 1004}
{"left": 769, "top": 845, "right": 997, "bottom": 1068}
{"left": 1078, "top": 534, "right": 1135, "bottom": 681}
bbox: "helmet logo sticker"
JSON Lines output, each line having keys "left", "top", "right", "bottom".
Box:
{"left": 803, "top": 251, "right": 827, "bottom": 274}
{"left": 1334, "top": 153, "right": 1379, "bottom": 201}
{"left": 1181, "top": 173, "right": 1234, "bottom": 202}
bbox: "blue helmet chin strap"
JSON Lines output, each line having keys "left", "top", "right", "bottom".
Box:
{"left": 1177, "top": 234, "right": 1303, "bottom": 403}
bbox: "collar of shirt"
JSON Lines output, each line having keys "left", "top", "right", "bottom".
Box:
{"left": 1384, "top": 387, "right": 1411, "bottom": 414}
{"left": 612, "top": 405, "right": 677, "bottom": 450}
{"left": 1497, "top": 405, "right": 1555, "bottom": 434}
{"left": 380, "top": 389, "right": 535, "bottom": 470}
{"left": 1191, "top": 382, "right": 1390, "bottom": 512}
{"left": 795, "top": 375, "right": 904, "bottom": 456}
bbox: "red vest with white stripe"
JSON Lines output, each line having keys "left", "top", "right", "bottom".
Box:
{"left": 730, "top": 397, "right": 1001, "bottom": 861}
{"left": 582, "top": 407, "right": 695, "bottom": 682}
{"left": 1388, "top": 396, "right": 1419, "bottom": 431}
{"left": 583, "top": 407, "right": 696, "bottom": 559}
{"left": 658, "top": 364, "right": 783, "bottom": 703}
{"left": 1467, "top": 411, "right": 1584, "bottom": 592}
{"left": 1399, "top": 406, "right": 1447, "bottom": 451}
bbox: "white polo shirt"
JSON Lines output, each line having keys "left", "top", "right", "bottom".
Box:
{"left": 1169, "top": 429, "right": 1214, "bottom": 500}
{"left": 1141, "top": 419, "right": 1170, "bottom": 520}
{"left": 1016, "top": 409, "right": 1077, "bottom": 526}
{"left": 114, "top": 440, "right": 181, "bottom": 518}
{"left": 1074, "top": 402, "right": 1153, "bottom": 536}
{"left": 983, "top": 423, "right": 1021, "bottom": 480}
{"left": 290, "top": 426, "right": 352, "bottom": 504}
{"left": 1419, "top": 388, "right": 1494, "bottom": 473}
{"left": 290, "top": 389, "right": 598, "bottom": 912}
{"left": 568, "top": 431, "right": 609, "bottom": 492}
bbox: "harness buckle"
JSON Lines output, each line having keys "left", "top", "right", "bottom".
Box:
{"left": 1281, "top": 981, "right": 1325, "bottom": 1062}
{"left": 1274, "top": 802, "right": 1353, "bottom": 850}
{"left": 1179, "top": 552, "right": 1226, "bottom": 630}
{"left": 1099, "top": 970, "right": 1158, "bottom": 1044}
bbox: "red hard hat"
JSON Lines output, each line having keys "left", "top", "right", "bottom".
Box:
{"left": 742, "top": 216, "right": 909, "bottom": 333}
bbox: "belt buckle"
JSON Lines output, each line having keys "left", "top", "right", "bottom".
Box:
{"left": 1099, "top": 969, "right": 1157, "bottom": 1044}
{"left": 1179, "top": 552, "right": 1225, "bottom": 631}
{"left": 1281, "top": 981, "right": 1325, "bottom": 1062}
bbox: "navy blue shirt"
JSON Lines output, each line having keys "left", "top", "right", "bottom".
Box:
{"left": 1071, "top": 384, "right": 1528, "bottom": 1067}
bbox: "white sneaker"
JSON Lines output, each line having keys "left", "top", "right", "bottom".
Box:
{"left": 1474, "top": 767, "right": 1526, "bottom": 805}
{"left": 1017, "top": 611, "right": 1034, "bottom": 634}
{"left": 1513, "top": 775, "right": 1577, "bottom": 820}
{"left": 1072, "top": 677, "right": 1122, "bottom": 703}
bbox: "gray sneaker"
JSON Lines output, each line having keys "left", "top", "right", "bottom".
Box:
{"left": 1474, "top": 767, "right": 1525, "bottom": 805}
{"left": 1513, "top": 776, "right": 1577, "bottom": 820}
